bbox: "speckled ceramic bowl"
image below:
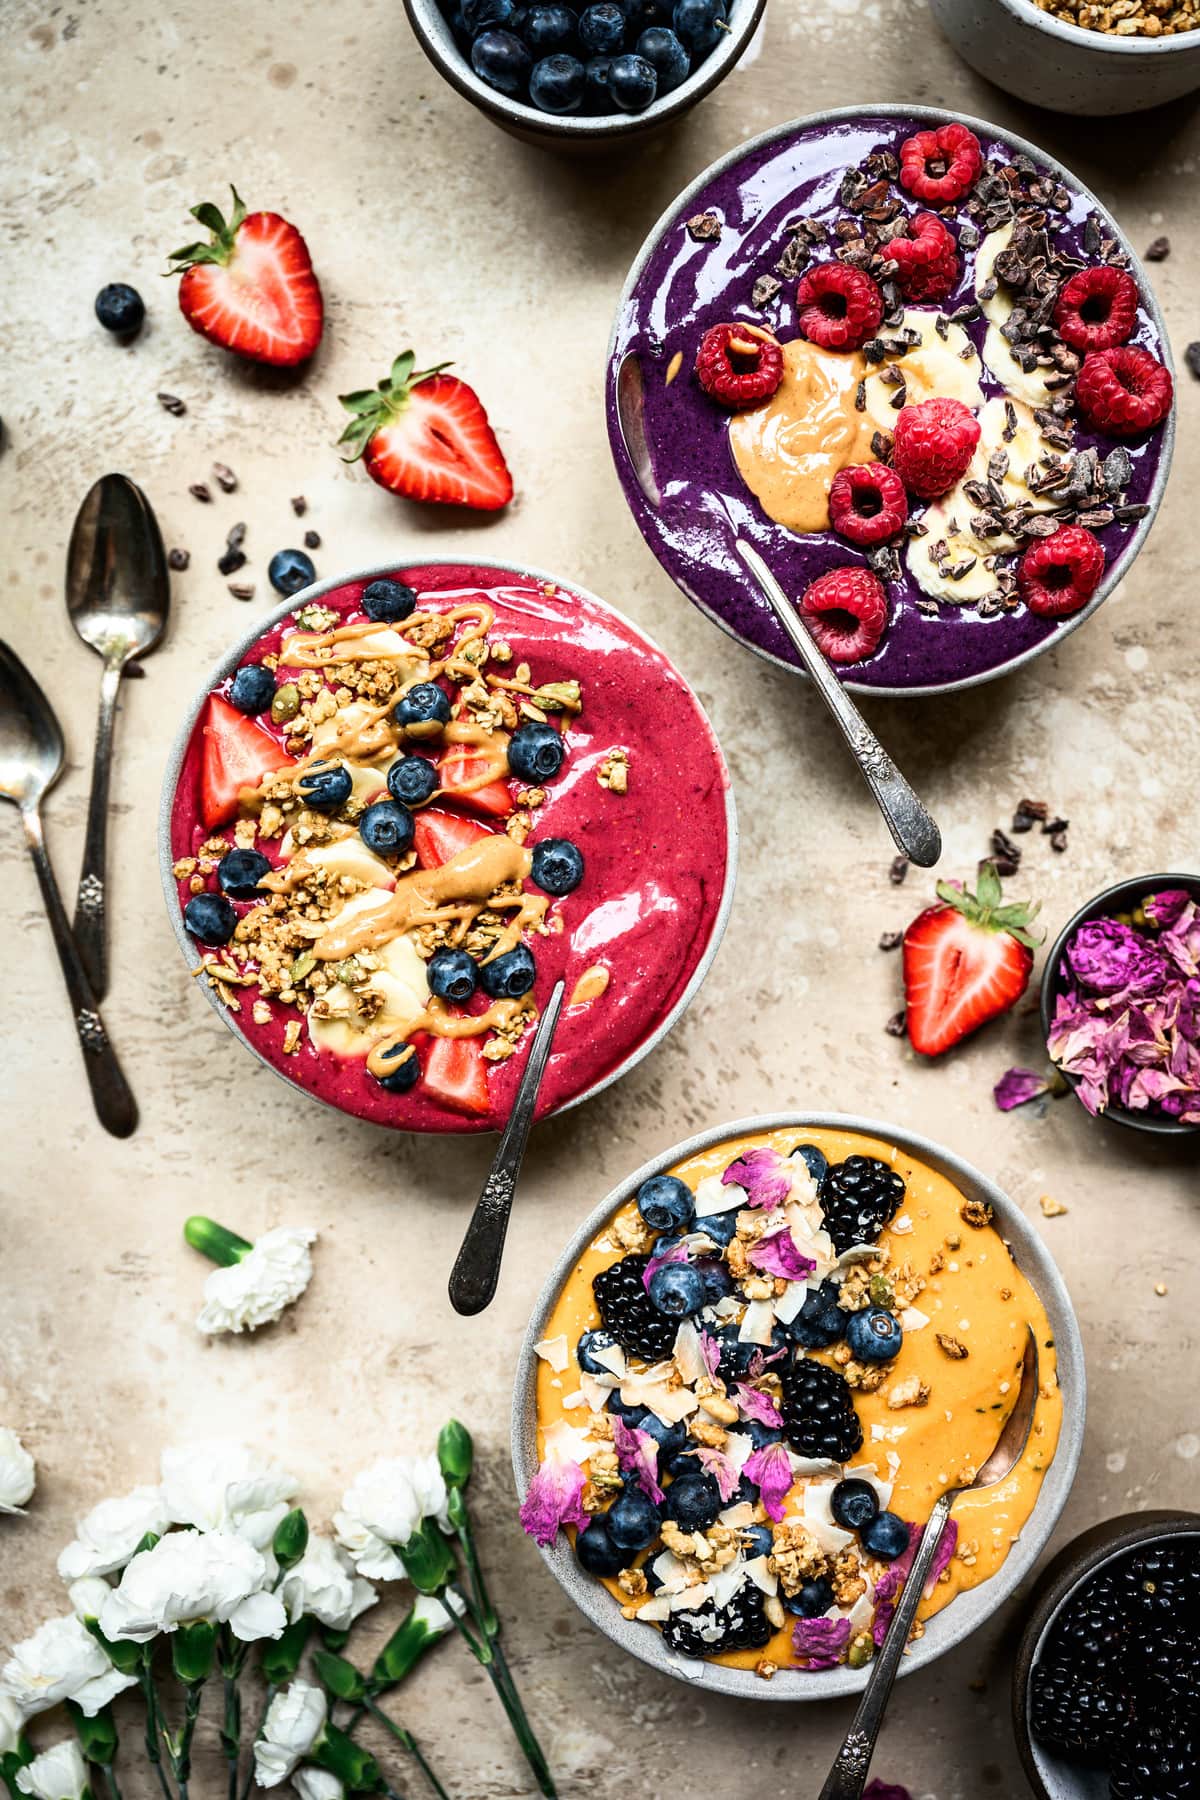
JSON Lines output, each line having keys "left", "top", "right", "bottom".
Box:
{"left": 1040, "top": 871, "right": 1200, "bottom": 1139}
{"left": 511, "top": 1111, "right": 1086, "bottom": 1700}
{"left": 1013, "top": 1511, "right": 1200, "bottom": 1797}
{"left": 930, "top": 0, "right": 1200, "bottom": 115}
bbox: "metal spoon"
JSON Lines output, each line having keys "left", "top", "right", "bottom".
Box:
{"left": 818, "top": 1327, "right": 1040, "bottom": 1800}
{"left": 0, "top": 640, "right": 138, "bottom": 1137}
{"left": 448, "top": 978, "right": 566, "bottom": 1316}
{"left": 613, "top": 351, "right": 941, "bottom": 869}
{"left": 66, "top": 473, "right": 169, "bottom": 999}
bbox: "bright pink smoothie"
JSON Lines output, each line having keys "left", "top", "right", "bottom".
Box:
{"left": 167, "top": 563, "right": 732, "bottom": 1133}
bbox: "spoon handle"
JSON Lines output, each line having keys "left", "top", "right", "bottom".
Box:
{"left": 23, "top": 807, "right": 138, "bottom": 1139}
{"left": 448, "top": 979, "right": 566, "bottom": 1317}
{"left": 817, "top": 1490, "right": 957, "bottom": 1800}
{"left": 735, "top": 541, "right": 942, "bottom": 869}
{"left": 73, "top": 658, "right": 122, "bottom": 1000}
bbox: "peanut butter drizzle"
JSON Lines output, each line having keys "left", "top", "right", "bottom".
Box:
{"left": 364, "top": 994, "right": 534, "bottom": 1077}
{"left": 280, "top": 603, "right": 495, "bottom": 668}
{"left": 570, "top": 964, "right": 610, "bottom": 1006}
{"left": 310, "top": 835, "right": 538, "bottom": 962}
{"left": 728, "top": 337, "right": 876, "bottom": 533}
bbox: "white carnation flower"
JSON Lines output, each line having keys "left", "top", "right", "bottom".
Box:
{"left": 160, "top": 1442, "right": 297, "bottom": 1548}
{"left": 65, "top": 1579, "right": 112, "bottom": 1624}
{"left": 196, "top": 1228, "right": 317, "bottom": 1337}
{"left": 0, "top": 1692, "right": 24, "bottom": 1758}
{"left": 15, "top": 1738, "right": 89, "bottom": 1800}
{"left": 0, "top": 1429, "right": 36, "bottom": 1515}
{"left": 1, "top": 1613, "right": 134, "bottom": 1719}
{"left": 292, "top": 1772, "right": 342, "bottom": 1800}
{"left": 99, "top": 1529, "right": 285, "bottom": 1645}
{"left": 333, "top": 1456, "right": 450, "bottom": 1581}
{"left": 57, "top": 1485, "right": 169, "bottom": 1582}
{"left": 254, "top": 1679, "right": 326, "bottom": 1788}
{"left": 279, "top": 1537, "right": 376, "bottom": 1633}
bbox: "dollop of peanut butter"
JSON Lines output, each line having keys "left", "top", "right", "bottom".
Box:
{"left": 728, "top": 338, "right": 876, "bottom": 534}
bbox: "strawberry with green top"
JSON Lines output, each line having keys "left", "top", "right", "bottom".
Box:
{"left": 169, "top": 187, "right": 324, "bottom": 367}
{"left": 338, "top": 351, "right": 514, "bottom": 512}
{"left": 902, "top": 862, "right": 1042, "bottom": 1056}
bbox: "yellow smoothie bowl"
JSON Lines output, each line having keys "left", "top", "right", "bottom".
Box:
{"left": 511, "top": 1113, "right": 1085, "bottom": 1700}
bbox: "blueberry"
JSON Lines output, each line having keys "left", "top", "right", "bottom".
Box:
{"left": 636, "top": 1173, "right": 695, "bottom": 1233}
{"left": 785, "top": 1577, "right": 835, "bottom": 1618}
{"left": 786, "top": 1278, "right": 845, "bottom": 1349}
{"left": 728, "top": 1471, "right": 759, "bottom": 1508}
{"left": 742, "top": 1523, "right": 774, "bottom": 1561}
{"left": 635, "top": 24, "right": 689, "bottom": 89}
{"left": 791, "top": 1142, "right": 829, "bottom": 1185}
{"left": 830, "top": 1478, "right": 880, "bottom": 1534}
{"left": 579, "top": 0, "right": 625, "bottom": 49}
{"left": 217, "top": 848, "right": 271, "bottom": 899}
{"left": 506, "top": 721, "right": 565, "bottom": 783}
{"left": 268, "top": 549, "right": 317, "bottom": 597}
{"left": 427, "top": 948, "right": 478, "bottom": 1004}
{"left": 696, "top": 1258, "right": 732, "bottom": 1305}
{"left": 716, "top": 1324, "right": 788, "bottom": 1383}
{"left": 464, "top": 0, "right": 514, "bottom": 28}
{"left": 647, "top": 1262, "right": 705, "bottom": 1318}
{"left": 529, "top": 51, "right": 586, "bottom": 110}
{"left": 394, "top": 683, "right": 452, "bottom": 732}
{"left": 606, "top": 1390, "right": 646, "bottom": 1421}
{"left": 696, "top": 1205, "right": 739, "bottom": 1247}
{"left": 663, "top": 1446, "right": 697, "bottom": 1479}
{"left": 524, "top": 3, "right": 577, "bottom": 46}
{"left": 361, "top": 578, "right": 417, "bottom": 623}
{"left": 575, "top": 1517, "right": 624, "bottom": 1576}
{"left": 387, "top": 755, "right": 438, "bottom": 807}
{"left": 672, "top": 0, "right": 725, "bottom": 51}
{"left": 360, "top": 800, "right": 414, "bottom": 856}
{"left": 228, "top": 663, "right": 275, "bottom": 715}
{"left": 583, "top": 53, "right": 613, "bottom": 106}
{"left": 845, "top": 1307, "right": 903, "bottom": 1365}
{"left": 606, "top": 1487, "right": 661, "bottom": 1551}
{"left": 376, "top": 1042, "right": 420, "bottom": 1094}
{"left": 95, "top": 283, "right": 145, "bottom": 336}
{"left": 663, "top": 1472, "right": 721, "bottom": 1532}
{"left": 607, "top": 51, "right": 656, "bottom": 109}
{"left": 862, "top": 1511, "right": 909, "bottom": 1562}
{"left": 297, "top": 762, "right": 353, "bottom": 813}
{"left": 636, "top": 1413, "right": 687, "bottom": 1456}
{"left": 471, "top": 28, "right": 532, "bottom": 93}
{"left": 183, "top": 892, "right": 237, "bottom": 946}
{"left": 479, "top": 943, "right": 536, "bottom": 999}
{"left": 745, "top": 1418, "right": 783, "bottom": 1452}
{"left": 650, "top": 1233, "right": 684, "bottom": 1260}
{"left": 577, "top": 1328, "right": 619, "bottom": 1374}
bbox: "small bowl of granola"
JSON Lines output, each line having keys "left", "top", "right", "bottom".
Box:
{"left": 930, "top": 0, "right": 1200, "bottom": 115}
{"left": 512, "top": 1114, "right": 1084, "bottom": 1697}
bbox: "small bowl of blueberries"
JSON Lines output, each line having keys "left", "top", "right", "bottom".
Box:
{"left": 402, "top": 0, "right": 767, "bottom": 143}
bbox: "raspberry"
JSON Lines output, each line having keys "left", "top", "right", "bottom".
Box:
{"left": 828, "top": 464, "right": 908, "bottom": 546}
{"left": 1075, "top": 345, "right": 1173, "bottom": 438}
{"left": 1017, "top": 526, "right": 1106, "bottom": 619}
{"left": 886, "top": 211, "right": 959, "bottom": 304}
{"left": 798, "top": 566, "right": 888, "bottom": 665}
{"left": 796, "top": 262, "right": 883, "bottom": 352}
{"left": 891, "top": 396, "right": 981, "bottom": 499}
{"left": 1055, "top": 266, "right": 1139, "bottom": 353}
{"left": 695, "top": 322, "right": 784, "bottom": 409}
{"left": 898, "top": 123, "right": 983, "bottom": 204}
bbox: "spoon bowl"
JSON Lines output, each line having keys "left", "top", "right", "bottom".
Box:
{"left": 0, "top": 641, "right": 64, "bottom": 809}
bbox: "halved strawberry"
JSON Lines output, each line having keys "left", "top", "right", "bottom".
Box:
{"left": 413, "top": 807, "right": 494, "bottom": 870}
{"left": 424, "top": 1036, "right": 491, "bottom": 1117}
{"left": 338, "top": 352, "right": 513, "bottom": 512}
{"left": 902, "top": 862, "right": 1042, "bottom": 1057}
{"left": 199, "top": 694, "right": 295, "bottom": 829}
{"left": 437, "top": 745, "right": 513, "bottom": 818}
{"left": 169, "top": 188, "right": 323, "bottom": 368}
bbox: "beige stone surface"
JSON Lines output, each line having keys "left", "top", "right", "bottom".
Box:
{"left": 1, "top": 0, "right": 1198, "bottom": 1793}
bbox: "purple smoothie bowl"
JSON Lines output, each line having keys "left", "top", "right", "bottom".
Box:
{"left": 606, "top": 105, "right": 1175, "bottom": 698}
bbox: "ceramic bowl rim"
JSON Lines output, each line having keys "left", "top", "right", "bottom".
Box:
{"left": 156, "top": 556, "right": 739, "bottom": 1135}
{"left": 995, "top": 0, "right": 1200, "bottom": 52}
{"left": 510, "top": 1109, "right": 1086, "bottom": 1700}
{"left": 605, "top": 100, "right": 1177, "bottom": 700}
{"left": 1038, "top": 869, "right": 1200, "bottom": 1138}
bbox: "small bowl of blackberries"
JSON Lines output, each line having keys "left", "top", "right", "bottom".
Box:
{"left": 1014, "top": 1510, "right": 1200, "bottom": 1800}
{"left": 403, "top": 0, "right": 767, "bottom": 142}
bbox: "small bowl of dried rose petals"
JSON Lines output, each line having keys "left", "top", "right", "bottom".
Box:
{"left": 1040, "top": 873, "right": 1200, "bottom": 1135}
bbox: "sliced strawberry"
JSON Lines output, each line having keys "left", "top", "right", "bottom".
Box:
{"left": 169, "top": 188, "right": 323, "bottom": 368}
{"left": 424, "top": 1036, "right": 491, "bottom": 1117}
{"left": 437, "top": 746, "right": 513, "bottom": 818}
{"left": 338, "top": 352, "right": 513, "bottom": 512}
{"left": 902, "top": 862, "right": 1041, "bottom": 1057}
{"left": 199, "top": 694, "right": 295, "bottom": 829}
{"left": 413, "top": 807, "right": 494, "bottom": 870}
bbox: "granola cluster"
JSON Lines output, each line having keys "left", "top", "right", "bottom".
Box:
{"left": 1034, "top": 0, "right": 1199, "bottom": 31}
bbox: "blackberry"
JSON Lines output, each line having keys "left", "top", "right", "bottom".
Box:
{"left": 660, "top": 1582, "right": 773, "bottom": 1658}
{"left": 780, "top": 1355, "right": 863, "bottom": 1462}
{"left": 818, "top": 1155, "right": 906, "bottom": 1254}
{"left": 1045, "top": 1573, "right": 1129, "bottom": 1688}
{"left": 1130, "top": 1628, "right": 1200, "bottom": 1716}
{"left": 1029, "top": 1661, "right": 1131, "bottom": 1763}
{"left": 593, "top": 1254, "right": 678, "bottom": 1362}
{"left": 1110, "top": 1720, "right": 1199, "bottom": 1800}
{"left": 1118, "top": 1547, "right": 1198, "bottom": 1632}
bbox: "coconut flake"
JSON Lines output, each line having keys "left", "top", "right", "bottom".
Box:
{"left": 890, "top": 1214, "right": 914, "bottom": 1235}
{"left": 637, "top": 1594, "right": 672, "bottom": 1622}
{"left": 694, "top": 1173, "right": 745, "bottom": 1218}
{"left": 743, "top": 1553, "right": 779, "bottom": 1596}
{"left": 591, "top": 1343, "right": 627, "bottom": 1379}
{"left": 673, "top": 1321, "right": 708, "bottom": 1387}
{"left": 578, "top": 1373, "right": 617, "bottom": 1413}
{"left": 802, "top": 1481, "right": 855, "bottom": 1553}
{"left": 710, "top": 1563, "right": 749, "bottom": 1609}
{"left": 719, "top": 1501, "right": 756, "bottom": 1530}
{"left": 773, "top": 1281, "right": 813, "bottom": 1325}
{"left": 899, "top": 1307, "right": 929, "bottom": 1332}
{"left": 737, "top": 1300, "right": 777, "bottom": 1345}
{"left": 542, "top": 1418, "right": 598, "bottom": 1464}
{"left": 787, "top": 1454, "right": 843, "bottom": 1481}
{"left": 534, "top": 1334, "right": 569, "bottom": 1372}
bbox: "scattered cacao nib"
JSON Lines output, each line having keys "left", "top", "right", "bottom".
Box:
{"left": 1144, "top": 236, "right": 1170, "bottom": 262}
{"left": 990, "top": 828, "right": 1022, "bottom": 874}
{"left": 225, "top": 522, "right": 247, "bottom": 553}
{"left": 212, "top": 462, "right": 238, "bottom": 493}
{"left": 1002, "top": 401, "right": 1018, "bottom": 443}
{"left": 865, "top": 544, "right": 901, "bottom": 583}
{"left": 157, "top": 392, "right": 187, "bottom": 416}
{"left": 1113, "top": 502, "right": 1150, "bottom": 524}
{"left": 1102, "top": 447, "right": 1133, "bottom": 495}
{"left": 775, "top": 235, "right": 810, "bottom": 281}
{"left": 1083, "top": 214, "right": 1102, "bottom": 257}
{"left": 304, "top": 529, "right": 321, "bottom": 549}
{"left": 1050, "top": 829, "right": 1069, "bottom": 853}
{"left": 870, "top": 430, "right": 894, "bottom": 464}
{"left": 751, "top": 273, "right": 782, "bottom": 309}
{"left": 878, "top": 930, "right": 903, "bottom": 952}
{"left": 888, "top": 383, "right": 907, "bottom": 411}
{"left": 167, "top": 548, "right": 190, "bottom": 572}
{"left": 1012, "top": 797, "right": 1049, "bottom": 833}
{"left": 290, "top": 495, "right": 308, "bottom": 516}
{"left": 885, "top": 1010, "right": 907, "bottom": 1038}
{"left": 915, "top": 598, "right": 940, "bottom": 617}
{"left": 218, "top": 548, "right": 247, "bottom": 576}
{"left": 124, "top": 661, "right": 146, "bottom": 679}
{"left": 987, "top": 448, "right": 1010, "bottom": 483}
{"left": 1185, "top": 343, "right": 1200, "bottom": 382}
{"left": 854, "top": 379, "right": 867, "bottom": 413}
{"left": 1073, "top": 507, "right": 1115, "bottom": 529}
{"left": 189, "top": 483, "right": 212, "bottom": 503}
{"left": 228, "top": 581, "right": 255, "bottom": 601}
{"left": 686, "top": 211, "right": 721, "bottom": 243}
{"left": 889, "top": 855, "right": 909, "bottom": 886}
{"left": 958, "top": 222, "right": 981, "bottom": 251}
{"left": 1043, "top": 816, "right": 1069, "bottom": 852}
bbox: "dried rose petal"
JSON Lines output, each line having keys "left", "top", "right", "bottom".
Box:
{"left": 748, "top": 1229, "right": 817, "bottom": 1281}
{"left": 792, "top": 1613, "right": 851, "bottom": 1667}
{"left": 745, "top": 1441, "right": 793, "bottom": 1522}
{"left": 993, "top": 1066, "right": 1051, "bottom": 1112}
{"left": 722, "top": 1147, "right": 794, "bottom": 1209}
{"left": 611, "top": 1416, "right": 665, "bottom": 1505}
{"left": 518, "top": 1457, "right": 589, "bottom": 1547}
{"left": 734, "top": 1384, "right": 784, "bottom": 1430}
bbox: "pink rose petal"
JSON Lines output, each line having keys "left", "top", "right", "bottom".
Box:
{"left": 871, "top": 1519, "right": 958, "bottom": 1646}
{"left": 611, "top": 1416, "right": 665, "bottom": 1506}
{"left": 519, "top": 1457, "right": 590, "bottom": 1548}
{"left": 733, "top": 1384, "right": 783, "bottom": 1430}
{"left": 864, "top": 1784, "right": 913, "bottom": 1800}
{"left": 993, "top": 1066, "right": 1051, "bottom": 1112}
{"left": 684, "top": 1444, "right": 740, "bottom": 1503}
{"left": 722, "top": 1147, "right": 793, "bottom": 1210}
{"left": 792, "top": 1613, "right": 851, "bottom": 1669}
{"left": 744, "top": 1441, "right": 793, "bottom": 1522}
{"left": 748, "top": 1229, "right": 818, "bottom": 1281}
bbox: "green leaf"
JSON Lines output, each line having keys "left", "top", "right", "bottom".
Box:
{"left": 437, "top": 1420, "right": 473, "bottom": 1488}
{"left": 167, "top": 239, "right": 211, "bottom": 264}
{"left": 228, "top": 185, "right": 247, "bottom": 232}
{"left": 183, "top": 1216, "right": 252, "bottom": 1267}
{"left": 272, "top": 1507, "right": 309, "bottom": 1571}
{"left": 189, "top": 202, "right": 228, "bottom": 236}
{"left": 389, "top": 351, "right": 416, "bottom": 390}
{"left": 260, "top": 1616, "right": 312, "bottom": 1685}
{"left": 338, "top": 390, "right": 383, "bottom": 415}
{"left": 313, "top": 1649, "right": 365, "bottom": 1703}
{"left": 369, "top": 1606, "right": 439, "bottom": 1689}
{"left": 68, "top": 1701, "right": 118, "bottom": 1766}
{"left": 975, "top": 858, "right": 1003, "bottom": 910}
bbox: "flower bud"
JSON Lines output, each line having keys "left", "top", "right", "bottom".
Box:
{"left": 172, "top": 1619, "right": 217, "bottom": 1685}
{"left": 397, "top": 1522, "right": 456, "bottom": 1596}
{"left": 312, "top": 1651, "right": 364, "bottom": 1704}
{"left": 313, "top": 1722, "right": 381, "bottom": 1794}
{"left": 436, "top": 1421, "right": 473, "bottom": 1489}
{"left": 183, "top": 1216, "right": 253, "bottom": 1269}
{"left": 273, "top": 1508, "right": 310, "bottom": 1572}
{"left": 67, "top": 1702, "right": 117, "bottom": 1768}
{"left": 260, "top": 1617, "right": 312, "bottom": 1686}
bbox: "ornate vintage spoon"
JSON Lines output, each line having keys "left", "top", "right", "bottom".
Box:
{"left": 818, "top": 1327, "right": 1040, "bottom": 1799}
{"left": 65, "top": 473, "right": 169, "bottom": 998}
{"left": 448, "top": 978, "right": 566, "bottom": 1316}
{"left": 614, "top": 350, "right": 941, "bottom": 869}
{"left": 0, "top": 640, "right": 137, "bottom": 1137}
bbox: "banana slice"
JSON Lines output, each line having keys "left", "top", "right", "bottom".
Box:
{"left": 863, "top": 308, "right": 983, "bottom": 434}
{"left": 307, "top": 931, "right": 430, "bottom": 1058}
{"left": 280, "top": 836, "right": 396, "bottom": 890}
{"left": 975, "top": 223, "right": 1054, "bottom": 409}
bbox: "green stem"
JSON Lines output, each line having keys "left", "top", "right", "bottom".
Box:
{"left": 219, "top": 1633, "right": 245, "bottom": 1800}
{"left": 453, "top": 1512, "right": 499, "bottom": 1638}
{"left": 137, "top": 1668, "right": 177, "bottom": 1800}
{"left": 99, "top": 1766, "right": 123, "bottom": 1800}
{"left": 445, "top": 1585, "right": 555, "bottom": 1799}
{"left": 238, "top": 1682, "right": 276, "bottom": 1800}
{"left": 183, "top": 1216, "right": 252, "bottom": 1266}
{"left": 172, "top": 1680, "right": 206, "bottom": 1798}
{"left": 362, "top": 1698, "right": 449, "bottom": 1800}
